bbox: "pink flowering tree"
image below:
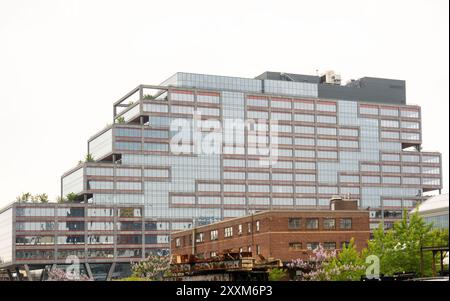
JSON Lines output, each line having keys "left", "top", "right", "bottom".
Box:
{"left": 287, "top": 239, "right": 366, "bottom": 281}
{"left": 46, "top": 268, "right": 92, "bottom": 281}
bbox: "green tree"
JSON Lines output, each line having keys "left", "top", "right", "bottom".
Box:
{"left": 324, "top": 239, "right": 366, "bottom": 281}
{"left": 142, "top": 94, "right": 154, "bottom": 100}
{"left": 130, "top": 255, "right": 171, "bottom": 280}
{"left": 268, "top": 268, "right": 288, "bottom": 281}
{"left": 66, "top": 193, "right": 78, "bottom": 202}
{"left": 365, "top": 211, "right": 448, "bottom": 276}
{"left": 34, "top": 193, "right": 49, "bottom": 203}
{"left": 85, "top": 153, "right": 95, "bottom": 162}
{"left": 16, "top": 192, "right": 32, "bottom": 203}
{"left": 115, "top": 116, "right": 125, "bottom": 124}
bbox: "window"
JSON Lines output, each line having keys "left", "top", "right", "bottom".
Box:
{"left": 339, "top": 140, "right": 359, "bottom": 148}
{"left": 401, "top": 121, "right": 419, "bottom": 129}
{"left": 118, "top": 208, "right": 142, "bottom": 218}
{"left": 256, "top": 221, "right": 260, "bottom": 232}
{"left": 16, "top": 236, "right": 55, "bottom": 245}
{"left": 88, "top": 235, "right": 113, "bottom": 245}
{"left": 340, "top": 175, "right": 359, "bottom": 183}
{"left": 238, "top": 224, "right": 243, "bottom": 235}
{"left": 256, "top": 245, "right": 261, "bottom": 255}
{"left": 224, "top": 227, "right": 233, "bottom": 238}
{"left": 339, "top": 128, "right": 358, "bottom": 137}
{"left": 317, "top": 151, "right": 337, "bottom": 159}
{"left": 289, "top": 242, "right": 302, "bottom": 250}
{"left": 295, "top": 126, "right": 315, "bottom": 134}
{"left": 210, "top": 251, "right": 217, "bottom": 258}
{"left": 380, "top": 107, "right": 398, "bottom": 117}
{"left": 288, "top": 218, "right": 301, "bottom": 229}
{"left": 316, "top": 103, "right": 336, "bottom": 112}
{"left": 210, "top": 230, "right": 218, "bottom": 241}
{"left": 247, "top": 223, "right": 252, "bottom": 233}
{"left": 316, "top": 115, "right": 336, "bottom": 124}
{"left": 117, "top": 235, "right": 142, "bottom": 244}
{"left": 323, "top": 218, "right": 336, "bottom": 230}
{"left": 317, "top": 127, "right": 337, "bottom": 136}
{"left": 306, "top": 218, "right": 319, "bottom": 230}
{"left": 195, "top": 233, "right": 204, "bottom": 243}
{"left": 57, "top": 235, "right": 84, "bottom": 245}
{"left": 380, "top": 119, "right": 399, "bottom": 128}
{"left": 323, "top": 242, "right": 336, "bottom": 250}
{"left": 340, "top": 218, "right": 352, "bottom": 230}
{"left": 307, "top": 242, "right": 319, "bottom": 250}
{"left": 117, "top": 222, "right": 142, "bottom": 231}
{"left": 400, "top": 109, "right": 419, "bottom": 118}
{"left": 175, "top": 238, "right": 181, "bottom": 247}
{"left": 360, "top": 106, "right": 378, "bottom": 115}
{"left": 294, "top": 101, "right": 314, "bottom": 110}
{"left": 361, "top": 164, "right": 380, "bottom": 172}
{"left": 362, "top": 176, "right": 380, "bottom": 184}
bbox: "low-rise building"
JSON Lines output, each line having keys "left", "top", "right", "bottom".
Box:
{"left": 0, "top": 202, "right": 170, "bottom": 281}
{"left": 170, "top": 198, "right": 370, "bottom": 262}
{"left": 412, "top": 194, "right": 449, "bottom": 229}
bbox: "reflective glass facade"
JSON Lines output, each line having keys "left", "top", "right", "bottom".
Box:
{"left": 60, "top": 72, "right": 443, "bottom": 253}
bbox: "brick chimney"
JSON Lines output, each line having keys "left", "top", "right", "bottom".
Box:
{"left": 330, "top": 195, "right": 358, "bottom": 211}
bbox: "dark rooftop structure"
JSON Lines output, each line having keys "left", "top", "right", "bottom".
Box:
{"left": 255, "top": 71, "right": 406, "bottom": 105}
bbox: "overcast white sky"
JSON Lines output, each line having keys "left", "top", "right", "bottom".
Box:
{"left": 0, "top": 0, "right": 448, "bottom": 207}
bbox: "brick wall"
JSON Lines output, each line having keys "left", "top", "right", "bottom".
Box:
{"left": 171, "top": 209, "right": 370, "bottom": 261}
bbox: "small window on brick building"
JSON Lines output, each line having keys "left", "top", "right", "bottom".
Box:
{"left": 210, "top": 230, "right": 218, "bottom": 241}
{"left": 288, "top": 218, "right": 301, "bottom": 229}
{"left": 323, "top": 242, "right": 336, "bottom": 250}
{"left": 210, "top": 251, "right": 217, "bottom": 258}
{"left": 256, "top": 245, "right": 261, "bottom": 255}
{"left": 239, "top": 247, "right": 243, "bottom": 253}
{"left": 248, "top": 246, "right": 252, "bottom": 252}
{"left": 340, "top": 218, "right": 352, "bottom": 230}
{"left": 247, "top": 223, "right": 252, "bottom": 233}
{"left": 306, "top": 242, "right": 319, "bottom": 250}
{"left": 224, "top": 227, "right": 233, "bottom": 238}
{"left": 306, "top": 218, "right": 319, "bottom": 230}
{"left": 256, "top": 220, "right": 260, "bottom": 232}
{"left": 238, "top": 224, "right": 243, "bottom": 235}
{"left": 289, "top": 242, "right": 302, "bottom": 250}
{"left": 195, "top": 232, "right": 204, "bottom": 243}
{"left": 175, "top": 238, "right": 181, "bottom": 248}
{"left": 323, "top": 218, "right": 336, "bottom": 230}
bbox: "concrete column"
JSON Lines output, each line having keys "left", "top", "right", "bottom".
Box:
{"left": 24, "top": 265, "right": 33, "bottom": 281}
{"left": 15, "top": 267, "right": 23, "bottom": 281}
{"left": 6, "top": 269, "right": 14, "bottom": 281}
{"left": 106, "top": 263, "right": 116, "bottom": 281}
{"left": 85, "top": 263, "right": 93, "bottom": 280}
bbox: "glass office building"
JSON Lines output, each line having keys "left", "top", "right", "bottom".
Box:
{"left": 61, "top": 71, "right": 443, "bottom": 252}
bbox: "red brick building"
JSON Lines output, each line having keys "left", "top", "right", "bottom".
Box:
{"left": 171, "top": 198, "right": 370, "bottom": 262}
